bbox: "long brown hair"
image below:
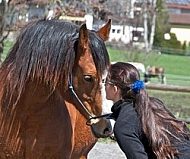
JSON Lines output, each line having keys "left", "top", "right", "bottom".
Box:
{"left": 107, "top": 62, "right": 190, "bottom": 159}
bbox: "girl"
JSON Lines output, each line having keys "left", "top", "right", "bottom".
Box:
{"left": 105, "top": 62, "right": 190, "bottom": 159}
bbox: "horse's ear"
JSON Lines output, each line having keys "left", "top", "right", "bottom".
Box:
{"left": 78, "top": 23, "right": 88, "bottom": 49}
{"left": 97, "top": 19, "right": 111, "bottom": 41}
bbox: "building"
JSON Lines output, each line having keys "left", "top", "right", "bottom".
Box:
{"left": 165, "top": 0, "right": 190, "bottom": 44}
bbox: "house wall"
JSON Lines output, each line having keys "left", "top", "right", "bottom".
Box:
{"left": 108, "top": 25, "right": 144, "bottom": 44}
{"left": 171, "top": 28, "right": 190, "bottom": 44}
{"left": 108, "top": 25, "right": 131, "bottom": 44}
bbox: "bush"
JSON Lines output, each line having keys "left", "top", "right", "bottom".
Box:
{"left": 182, "top": 41, "right": 187, "bottom": 50}
{"left": 154, "top": 32, "right": 181, "bottom": 50}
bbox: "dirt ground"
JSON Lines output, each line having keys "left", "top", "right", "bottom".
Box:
{"left": 88, "top": 141, "right": 126, "bottom": 159}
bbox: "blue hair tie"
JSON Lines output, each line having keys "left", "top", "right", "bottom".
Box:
{"left": 131, "top": 80, "right": 145, "bottom": 94}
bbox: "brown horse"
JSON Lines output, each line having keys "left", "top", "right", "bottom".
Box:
{"left": 0, "top": 18, "right": 112, "bottom": 158}
{"left": 144, "top": 66, "right": 166, "bottom": 84}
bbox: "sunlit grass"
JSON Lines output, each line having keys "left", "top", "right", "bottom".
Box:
{"left": 107, "top": 46, "right": 190, "bottom": 76}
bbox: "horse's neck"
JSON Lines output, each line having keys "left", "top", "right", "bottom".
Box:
{"left": 20, "top": 82, "right": 96, "bottom": 158}
{"left": 72, "top": 110, "right": 97, "bottom": 157}
{"left": 0, "top": 80, "right": 96, "bottom": 158}
{"left": 0, "top": 80, "right": 73, "bottom": 158}
{"left": 0, "top": 80, "right": 54, "bottom": 157}
{"left": 64, "top": 100, "right": 97, "bottom": 158}
{"left": 19, "top": 80, "right": 53, "bottom": 113}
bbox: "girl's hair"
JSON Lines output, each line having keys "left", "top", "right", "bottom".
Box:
{"left": 107, "top": 62, "right": 190, "bottom": 159}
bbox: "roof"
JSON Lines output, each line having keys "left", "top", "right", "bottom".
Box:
{"left": 165, "top": 0, "right": 190, "bottom": 9}
{"left": 164, "top": 0, "right": 190, "bottom": 25}
{"left": 165, "top": 0, "right": 190, "bottom": 5}
{"left": 166, "top": 3, "right": 190, "bottom": 8}
{"left": 169, "top": 13, "right": 190, "bottom": 25}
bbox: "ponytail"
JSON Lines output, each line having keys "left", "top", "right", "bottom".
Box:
{"left": 135, "top": 89, "right": 189, "bottom": 159}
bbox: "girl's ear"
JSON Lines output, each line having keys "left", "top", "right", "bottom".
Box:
{"left": 113, "top": 86, "right": 119, "bottom": 93}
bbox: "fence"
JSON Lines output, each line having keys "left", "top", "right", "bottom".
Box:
{"left": 142, "top": 73, "right": 190, "bottom": 87}
{"left": 146, "top": 83, "right": 190, "bottom": 124}
{"left": 159, "top": 47, "right": 190, "bottom": 56}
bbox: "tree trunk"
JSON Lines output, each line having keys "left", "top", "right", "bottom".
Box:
{"left": 149, "top": 0, "right": 157, "bottom": 50}
{"left": 143, "top": 1, "right": 149, "bottom": 52}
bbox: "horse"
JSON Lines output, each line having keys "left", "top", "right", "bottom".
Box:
{"left": 0, "top": 18, "right": 113, "bottom": 159}
{"left": 144, "top": 66, "right": 166, "bottom": 84}
{"left": 127, "top": 62, "right": 145, "bottom": 73}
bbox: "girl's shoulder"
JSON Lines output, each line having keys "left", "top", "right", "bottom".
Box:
{"left": 115, "top": 102, "right": 142, "bottom": 137}
{"left": 120, "top": 101, "right": 135, "bottom": 113}
{"left": 119, "top": 102, "right": 139, "bottom": 123}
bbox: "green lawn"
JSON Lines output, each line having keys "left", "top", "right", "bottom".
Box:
{"left": 107, "top": 46, "right": 190, "bottom": 86}
{"left": 107, "top": 46, "right": 190, "bottom": 76}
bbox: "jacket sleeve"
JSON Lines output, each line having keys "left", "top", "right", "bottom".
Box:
{"left": 114, "top": 107, "right": 148, "bottom": 159}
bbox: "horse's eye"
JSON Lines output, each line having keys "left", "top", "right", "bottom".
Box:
{"left": 84, "top": 75, "right": 93, "bottom": 82}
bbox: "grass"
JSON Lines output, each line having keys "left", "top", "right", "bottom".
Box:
{"left": 2, "top": 41, "right": 13, "bottom": 61}
{"left": 107, "top": 46, "right": 190, "bottom": 76}
{"left": 147, "top": 54, "right": 190, "bottom": 76}
{"left": 107, "top": 46, "right": 190, "bottom": 86}
{"left": 147, "top": 90, "right": 190, "bottom": 118}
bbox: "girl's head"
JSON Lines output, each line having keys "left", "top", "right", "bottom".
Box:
{"left": 106, "top": 62, "right": 143, "bottom": 101}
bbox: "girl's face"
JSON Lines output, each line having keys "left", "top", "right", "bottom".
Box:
{"left": 105, "top": 81, "right": 115, "bottom": 101}
{"left": 104, "top": 80, "right": 121, "bottom": 103}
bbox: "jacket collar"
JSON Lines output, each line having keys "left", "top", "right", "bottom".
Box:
{"left": 109, "top": 100, "right": 123, "bottom": 119}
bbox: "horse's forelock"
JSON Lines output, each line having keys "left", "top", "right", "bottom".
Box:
{"left": 88, "top": 31, "right": 110, "bottom": 77}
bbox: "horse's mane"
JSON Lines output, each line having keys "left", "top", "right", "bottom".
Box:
{"left": 0, "top": 18, "right": 110, "bottom": 155}
{"left": 0, "top": 18, "right": 109, "bottom": 107}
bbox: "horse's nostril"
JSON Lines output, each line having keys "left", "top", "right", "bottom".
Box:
{"left": 103, "top": 127, "right": 112, "bottom": 135}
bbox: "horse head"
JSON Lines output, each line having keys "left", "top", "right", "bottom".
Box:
{"left": 60, "top": 19, "right": 113, "bottom": 138}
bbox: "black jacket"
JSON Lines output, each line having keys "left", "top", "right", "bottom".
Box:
{"left": 110, "top": 100, "right": 190, "bottom": 159}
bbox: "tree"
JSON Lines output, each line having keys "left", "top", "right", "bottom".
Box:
{"left": 0, "top": 0, "right": 28, "bottom": 62}
{"left": 100, "top": 0, "right": 163, "bottom": 51}
{"left": 142, "top": 0, "right": 164, "bottom": 51}
{"left": 153, "top": 0, "right": 169, "bottom": 47}
{"left": 149, "top": 0, "right": 157, "bottom": 50}
{"left": 153, "top": 0, "right": 181, "bottom": 50}
{"left": 0, "top": 0, "right": 9, "bottom": 62}
{"left": 142, "top": 1, "right": 149, "bottom": 51}
{"left": 182, "top": 41, "right": 187, "bottom": 51}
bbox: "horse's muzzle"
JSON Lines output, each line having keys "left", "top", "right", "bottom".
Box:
{"left": 89, "top": 118, "right": 114, "bottom": 138}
